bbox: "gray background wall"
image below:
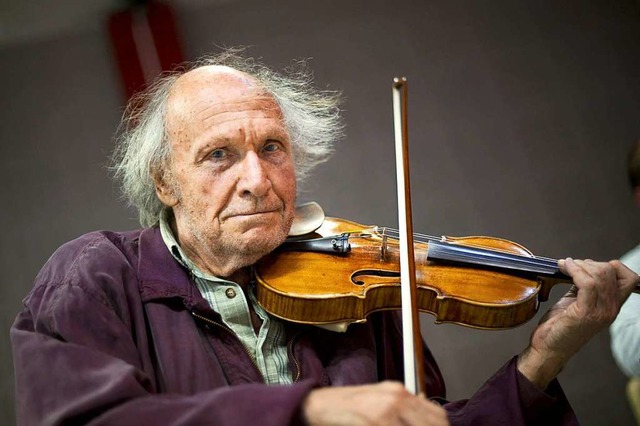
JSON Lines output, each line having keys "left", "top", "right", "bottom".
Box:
{"left": 1, "top": 1, "right": 639, "bottom": 424}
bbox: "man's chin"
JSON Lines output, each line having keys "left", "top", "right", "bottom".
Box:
{"left": 222, "top": 213, "right": 293, "bottom": 256}
{"left": 236, "top": 228, "right": 287, "bottom": 255}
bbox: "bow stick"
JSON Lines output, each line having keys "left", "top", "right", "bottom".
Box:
{"left": 392, "top": 77, "right": 426, "bottom": 396}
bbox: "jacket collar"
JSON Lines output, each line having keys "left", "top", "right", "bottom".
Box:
{"left": 136, "top": 226, "right": 213, "bottom": 314}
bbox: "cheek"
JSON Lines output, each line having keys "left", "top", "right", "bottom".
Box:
{"left": 277, "top": 166, "right": 297, "bottom": 202}
{"left": 178, "top": 172, "right": 230, "bottom": 217}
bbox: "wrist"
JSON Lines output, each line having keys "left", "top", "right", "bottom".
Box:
{"left": 517, "top": 346, "right": 566, "bottom": 390}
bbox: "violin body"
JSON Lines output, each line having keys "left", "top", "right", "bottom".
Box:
{"left": 255, "top": 217, "right": 570, "bottom": 330}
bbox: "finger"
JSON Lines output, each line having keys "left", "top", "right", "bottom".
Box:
{"left": 567, "top": 259, "right": 618, "bottom": 319}
{"left": 558, "top": 257, "right": 586, "bottom": 278}
{"left": 609, "top": 260, "right": 640, "bottom": 299}
{"left": 573, "top": 259, "right": 630, "bottom": 324}
{"left": 610, "top": 260, "right": 639, "bottom": 285}
{"left": 575, "top": 260, "right": 636, "bottom": 309}
{"left": 558, "top": 258, "right": 600, "bottom": 311}
{"left": 575, "top": 259, "right": 619, "bottom": 309}
{"left": 559, "top": 258, "right": 608, "bottom": 279}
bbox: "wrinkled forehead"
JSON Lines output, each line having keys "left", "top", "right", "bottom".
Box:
{"left": 167, "top": 65, "right": 279, "bottom": 117}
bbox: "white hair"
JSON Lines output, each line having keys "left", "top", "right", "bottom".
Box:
{"left": 111, "top": 49, "right": 344, "bottom": 227}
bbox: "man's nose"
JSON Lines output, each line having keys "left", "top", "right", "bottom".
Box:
{"left": 237, "top": 151, "right": 271, "bottom": 197}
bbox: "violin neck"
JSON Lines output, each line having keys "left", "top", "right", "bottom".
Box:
{"left": 428, "top": 240, "right": 568, "bottom": 279}
{"left": 429, "top": 240, "right": 640, "bottom": 296}
{"left": 427, "top": 241, "right": 574, "bottom": 301}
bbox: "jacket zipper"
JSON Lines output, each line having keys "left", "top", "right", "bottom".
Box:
{"left": 190, "top": 310, "right": 266, "bottom": 383}
{"left": 287, "top": 332, "right": 301, "bottom": 383}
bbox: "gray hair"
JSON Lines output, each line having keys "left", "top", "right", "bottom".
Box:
{"left": 111, "top": 49, "right": 344, "bottom": 227}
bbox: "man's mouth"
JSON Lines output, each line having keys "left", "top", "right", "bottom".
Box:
{"left": 228, "top": 208, "right": 280, "bottom": 219}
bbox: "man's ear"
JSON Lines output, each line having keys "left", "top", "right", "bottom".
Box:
{"left": 153, "top": 170, "right": 179, "bottom": 207}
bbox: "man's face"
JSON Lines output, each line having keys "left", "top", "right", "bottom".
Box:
{"left": 158, "top": 66, "right": 297, "bottom": 276}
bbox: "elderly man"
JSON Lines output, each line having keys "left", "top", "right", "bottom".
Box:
{"left": 11, "top": 51, "right": 639, "bottom": 426}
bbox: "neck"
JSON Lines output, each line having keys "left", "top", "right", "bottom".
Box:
{"left": 225, "top": 267, "right": 254, "bottom": 290}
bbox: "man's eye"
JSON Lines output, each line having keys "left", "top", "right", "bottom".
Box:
{"left": 263, "top": 141, "right": 281, "bottom": 152}
{"left": 209, "top": 149, "right": 226, "bottom": 159}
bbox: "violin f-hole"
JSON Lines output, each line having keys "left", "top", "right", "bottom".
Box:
{"left": 351, "top": 269, "right": 401, "bottom": 286}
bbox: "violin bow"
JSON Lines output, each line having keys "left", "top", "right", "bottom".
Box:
{"left": 392, "top": 77, "right": 426, "bottom": 396}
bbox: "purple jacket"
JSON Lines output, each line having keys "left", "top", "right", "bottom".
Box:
{"left": 11, "top": 227, "right": 577, "bottom": 425}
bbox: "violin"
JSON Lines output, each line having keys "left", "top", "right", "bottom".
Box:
{"left": 255, "top": 215, "right": 573, "bottom": 330}
{"left": 255, "top": 75, "right": 579, "bottom": 333}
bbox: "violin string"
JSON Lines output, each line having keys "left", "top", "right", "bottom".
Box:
{"left": 355, "top": 230, "right": 558, "bottom": 276}
{"left": 371, "top": 228, "right": 560, "bottom": 275}
{"left": 363, "top": 225, "right": 537, "bottom": 263}
{"left": 375, "top": 227, "right": 559, "bottom": 264}
{"left": 428, "top": 241, "right": 559, "bottom": 273}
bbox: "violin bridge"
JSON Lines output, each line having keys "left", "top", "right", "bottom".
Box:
{"left": 379, "top": 226, "right": 389, "bottom": 261}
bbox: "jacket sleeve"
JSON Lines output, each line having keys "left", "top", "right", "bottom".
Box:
{"left": 10, "top": 235, "right": 315, "bottom": 426}
{"left": 443, "top": 356, "right": 578, "bottom": 426}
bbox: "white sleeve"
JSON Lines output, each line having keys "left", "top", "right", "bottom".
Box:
{"left": 611, "top": 292, "right": 640, "bottom": 377}
{"left": 610, "top": 245, "right": 640, "bottom": 377}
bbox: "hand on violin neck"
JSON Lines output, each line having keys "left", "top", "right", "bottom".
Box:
{"left": 517, "top": 257, "right": 639, "bottom": 389}
{"left": 302, "top": 381, "right": 449, "bottom": 426}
